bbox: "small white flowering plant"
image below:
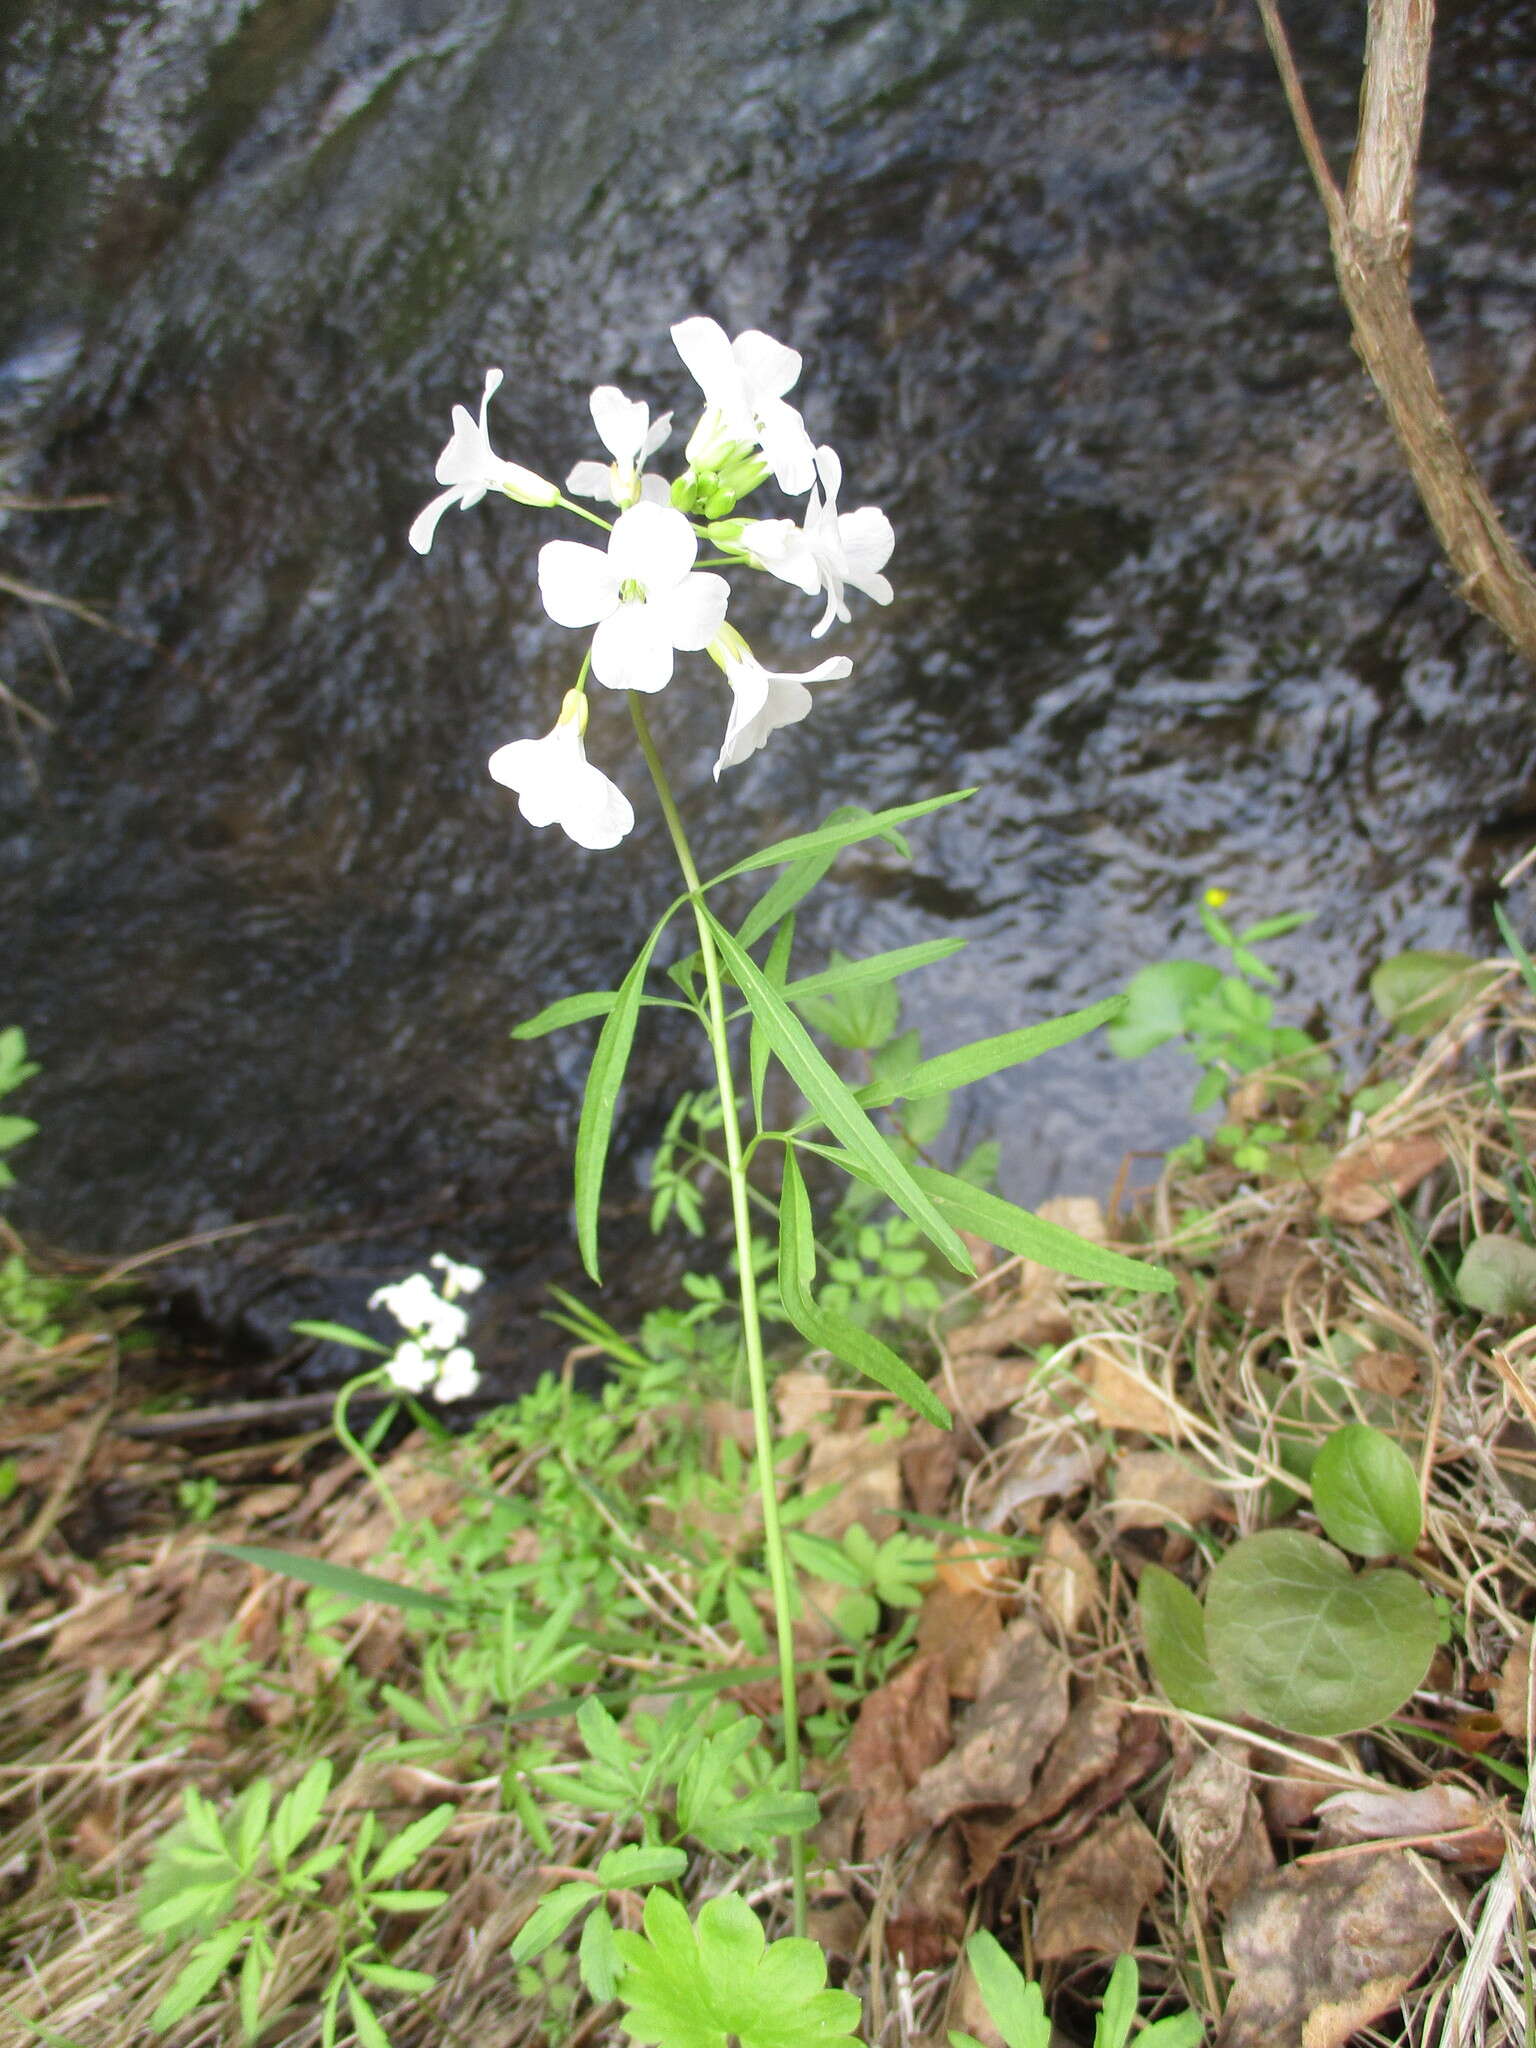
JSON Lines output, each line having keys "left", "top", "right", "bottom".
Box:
{"left": 404, "top": 314, "right": 1174, "bottom": 1933}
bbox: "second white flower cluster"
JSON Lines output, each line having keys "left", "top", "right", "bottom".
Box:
{"left": 369, "top": 1253, "right": 484, "bottom": 1403}
{"left": 409, "top": 317, "right": 894, "bottom": 849}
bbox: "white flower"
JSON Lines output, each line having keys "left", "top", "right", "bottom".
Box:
{"left": 739, "top": 445, "right": 894, "bottom": 638}
{"left": 370, "top": 1271, "right": 441, "bottom": 1333}
{"left": 488, "top": 691, "right": 634, "bottom": 850}
{"left": 537, "top": 503, "right": 729, "bottom": 694}
{"left": 671, "top": 316, "right": 817, "bottom": 496}
{"left": 430, "top": 1252, "right": 485, "bottom": 1298}
{"left": 713, "top": 641, "right": 851, "bottom": 779}
{"left": 385, "top": 1338, "right": 437, "bottom": 1395}
{"left": 409, "top": 369, "right": 560, "bottom": 555}
{"left": 433, "top": 1347, "right": 481, "bottom": 1403}
{"left": 566, "top": 386, "right": 673, "bottom": 508}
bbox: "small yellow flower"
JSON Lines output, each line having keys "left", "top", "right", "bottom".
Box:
{"left": 1204, "top": 886, "right": 1230, "bottom": 908}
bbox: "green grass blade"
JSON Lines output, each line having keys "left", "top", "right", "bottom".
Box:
{"left": 859, "top": 994, "right": 1126, "bottom": 1108}
{"left": 1495, "top": 900, "right": 1536, "bottom": 1002}
{"left": 706, "top": 912, "right": 971, "bottom": 1273}
{"left": 216, "top": 1545, "right": 453, "bottom": 1616}
{"left": 705, "top": 789, "right": 976, "bottom": 886}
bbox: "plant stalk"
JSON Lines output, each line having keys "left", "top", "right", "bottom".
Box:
{"left": 629, "top": 697, "right": 807, "bottom": 1933}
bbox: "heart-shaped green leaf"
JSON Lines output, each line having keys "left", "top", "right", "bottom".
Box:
{"left": 1138, "top": 1563, "right": 1226, "bottom": 1717}
{"left": 1310, "top": 1424, "right": 1421, "bottom": 1557}
{"left": 1106, "top": 962, "right": 1222, "bottom": 1060}
{"left": 1368, "top": 950, "right": 1498, "bottom": 1037}
{"left": 1455, "top": 1232, "right": 1536, "bottom": 1319}
{"left": 1204, "top": 1530, "right": 1437, "bottom": 1738}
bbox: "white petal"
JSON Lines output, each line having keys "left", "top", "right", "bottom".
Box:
{"left": 838, "top": 507, "right": 895, "bottom": 599}
{"left": 813, "top": 444, "right": 844, "bottom": 510}
{"left": 638, "top": 473, "right": 673, "bottom": 505}
{"left": 757, "top": 398, "right": 817, "bottom": 494}
{"left": 653, "top": 570, "right": 730, "bottom": 652}
{"left": 590, "top": 385, "right": 648, "bottom": 468}
{"left": 778, "top": 656, "right": 852, "bottom": 685}
{"left": 559, "top": 760, "right": 635, "bottom": 848}
{"left": 489, "top": 727, "right": 634, "bottom": 848}
{"left": 671, "top": 316, "right": 740, "bottom": 408}
{"left": 538, "top": 539, "right": 619, "bottom": 627}
{"left": 592, "top": 603, "right": 675, "bottom": 692}
{"left": 607, "top": 501, "right": 696, "bottom": 590}
{"left": 566, "top": 459, "right": 618, "bottom": 504}
{"left": 640, "top": 410, "right": 673, "bottom": 462}
{"left": 714, "top": 667, "right": 813, "bottom": 778}
{"left": 739, "top": 517, "right": 821, "bottom": 596}
{"left": 732, "top": 329, "right": 802, "bottom": 402}
{"left": 409, "top": 485, "right": 464, "bottom": 555}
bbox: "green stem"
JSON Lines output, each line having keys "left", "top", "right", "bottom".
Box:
{"left": 332, "top": 1370, "right": 405, "bottom": 1532}
{"left": 629, "top": 696, "right": 807, "bottom": 1934}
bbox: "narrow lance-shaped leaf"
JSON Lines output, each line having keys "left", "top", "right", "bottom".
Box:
{"left": 737, "top": 842, "right": 843, "bottom": 950}
{"left": 216, "top": 1545, "right": 454, "bottom": 1617}
{"left": 706, "top": 788, "right": 976, "bottom": 886}
{"left": 707, "top": 910, "right": 972, "bottom": 1274}
{"left": 858, "top": 994, "right": 1126, "bottom": 1107}
{"left": 778, "top": 1147, "right": 951, "bottom": 1429}
{"left": 575, "top": 902, "right": 681, "bottom": 1283}
{"left": 511, "top": 990, "right": 687, "bottom": 1040}
{"left": 751, "top": 915, "right": 796, "bottom": 1133}
{"left": 782, "top": 935, "right": 967, "bottom": 1006}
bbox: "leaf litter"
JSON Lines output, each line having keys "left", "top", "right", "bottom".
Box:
{"left": 4, "top": 973, "right": 1536, "bottom": 2044}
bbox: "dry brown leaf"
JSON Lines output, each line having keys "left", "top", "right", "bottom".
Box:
{"left": 1167, "top": 1740, "right": 1275, "bottom": 1919}
{"left": 49, "top": 1585, "right": 174, "bottom": 1672}
{"left": 1033, "top": 1807, "right": 1163, "bottom": 1959}
{"left": 948, "top": 1294, "right": 1072, "bottom": 1363}
{"left": 960, "top": 1688, "right": 1128, "bottom": 1888}
{"left": 1316, "top": 1783, "right": 1509, "bottom": 1866}
{"left": 1256, "top": 1736, "right": 1358, "bottom": 1833}
{"left": 916, "top": 1580, "right": 1004, "bottom": 1699}
{"left": 801, "top": 1430, "right": 901, "bottom": 1543}
{"left": 806, "top": 1890, "right": 866, "bottom": 1964}
{"left": 1218, "top": 1239, "right": 1323, "bottom": 1320}
{"left": 1320, "top": 1133, "right": 1447, "bottom": 1224}
{"left": 1111, "top": 1450, "right": 1230, "bottom": 1532}
{"left": 1084, "top": 1342, "right": 1181, "bottom": 1434}
{"left": 988, "top": 1435, "right": 1103, "bottom": 1520}
{"left": 774, "top": 1368, "right": 838, "bottom": 1437}
{"left": 884, "top": 1828, "right": 965, "bottom": 1969}
{"left": 1033, "top": 1517, "right": 1101, "bottom": 1638}
{"left": 946, "top": 1350, "right": 1054, "bottom": 1421}
{"left": 847, "top": 1653, "right": 952, "bottom": 1857}
{"left": 901, "top": 1421, "right": 958, "bottom": 1519}
{"left": 1495, "top": 1632, "right": 1533, "bottom": 1740}
{"left": 912, "top": 1615, "right": 1069, "bottom": 1825}
{"left": 227, "top": 1482, "right": 304, "bottom": 1528}
{"left": 1217, "top": 1855, "right": 1463, "bottom": 2048}
{"left": 935, "top": 1536, "right": 1015, "bottom": 1597}
{"left": 1353, "top": 1349, "right": 1420, "bottom": 1398}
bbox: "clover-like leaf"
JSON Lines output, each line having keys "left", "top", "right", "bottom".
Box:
{"left": 614, "top": 1890, "right": 863, "bottom": 2048}
{"left": 1204, "top": 1530, "right": 1437, "bottom": 1738}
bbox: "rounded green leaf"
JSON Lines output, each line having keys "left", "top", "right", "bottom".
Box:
{"left": 1455, "top": 1232, "right": 1536, "bottom": 1319}
{"left": 1138, "top": 1564, "right": 1227, "bottom": 1717}
{"left": 1107, "top": 962, "right": 1222, "bottom": 1060}
{"left": 1204, "top": 1530, "right": 1437, "bottom": 1738}
{"left": 1368, "top": 950, "right": 1498, "bottom": 1037}
{"left": 1311, "top": 1424, "right": 1421, "bottom": 1557}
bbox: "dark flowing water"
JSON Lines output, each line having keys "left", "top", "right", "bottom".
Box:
{"left": 3, "top": 0, "right": 1534, "bottom": 1376}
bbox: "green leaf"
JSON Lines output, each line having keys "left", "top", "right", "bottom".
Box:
{"left": 239, "top": 1929, "right": 271, "bottom": 2040}
{"left": 903, "top": 1166, "right": 1174, "bottom": 1293}
{"left": 960, "top": 1931, "right": 1050, "bottom": 2048}
{"left": 344, "top": 1980, "right": 393, "bottom": 2048}
{"left": 1138, "top": 1565, "right": 1226, "bottom": 1718}
{"left": 1093, "top": 1955, "right": 1138, "bottom": 2048}
{"left": 512, "top": 990, "right": 687, "bottom": 1039}
{"left": 785, "top": 937, "right": 967, "bottom": 1007}
{"left": 1310, "top": 1424, "right": 1422, "bottom": 1557}
{"left": 511, "top": 1881, "right": 602, "bottom": 1963}
{"left": 363, "top": 1888, "right": 448, "bottom": 1912}
{"left": 0, "top": 1115, "right": 39, "bottom": 1149}
{"left": 233, "top": 1780, "right": 272, "bottom": 1872}
{"left": 778, "top": 1149, "right": 951, "bottom": 1428}
{"left": 366, "top": 1801, "right": 455, "bottom": 1884}
{"left": 860, "top": 994, "right": 1127, "bottom": 1107}
{"left": 752, "top": 916, "right": 797, "bottom": 1133}
{"left": 708, "top": 789, "right": 976, "bottom": 887}
{"left": 1137, "top": 2015, "right": 1206, "bottom": 2048}
{"left": 581, "top": 1899, "right": 624, "bottom": 2002}
{"left": 1106, "top": 962, "right": 1223, "bottom": 1059}
{"left": 353, "top": 1963, "right": 438, "bottom": 1996}
{"left": 613, "top": 1890, "right": 863, "bottom": 2048}
{"left": 1203, "top": 1530, "right": 1439, "bottom": 1738}
{"left": 738, "top": 849, "right": 840, "bottom": 952}
{"left": 151, "top": 1924, "right": 251, "bottom": 2031}
{"left": 1455, "top": 1232, "right": 1536, "bottom": 1318}
{"left": 709, "top": 913, "right": 970, "bottom": 1273}
{"left": 1494, "top": 901, "right": 1536, "bottom": 1003}
{"left": 289, "top": 1319, "right": 393, "bottom": 1355}
{"left": 1369, "top": 950, "right": 1499, "bottom": 1037}
{"left": 576, "top": 908, "right": 679, "bottom": 1282}
{"left": 216, "top": 1546, "right": 452, "bottom": 1618}
{"left": 595, "top": 1845, "right": 689, "bottom": 1890}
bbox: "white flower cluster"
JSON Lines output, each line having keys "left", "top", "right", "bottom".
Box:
{"left": 369, "top": 1252, "right": 484, "bottom": 1403}
{"left": 409, "top": 317, "right": 895, "bottom": 848}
